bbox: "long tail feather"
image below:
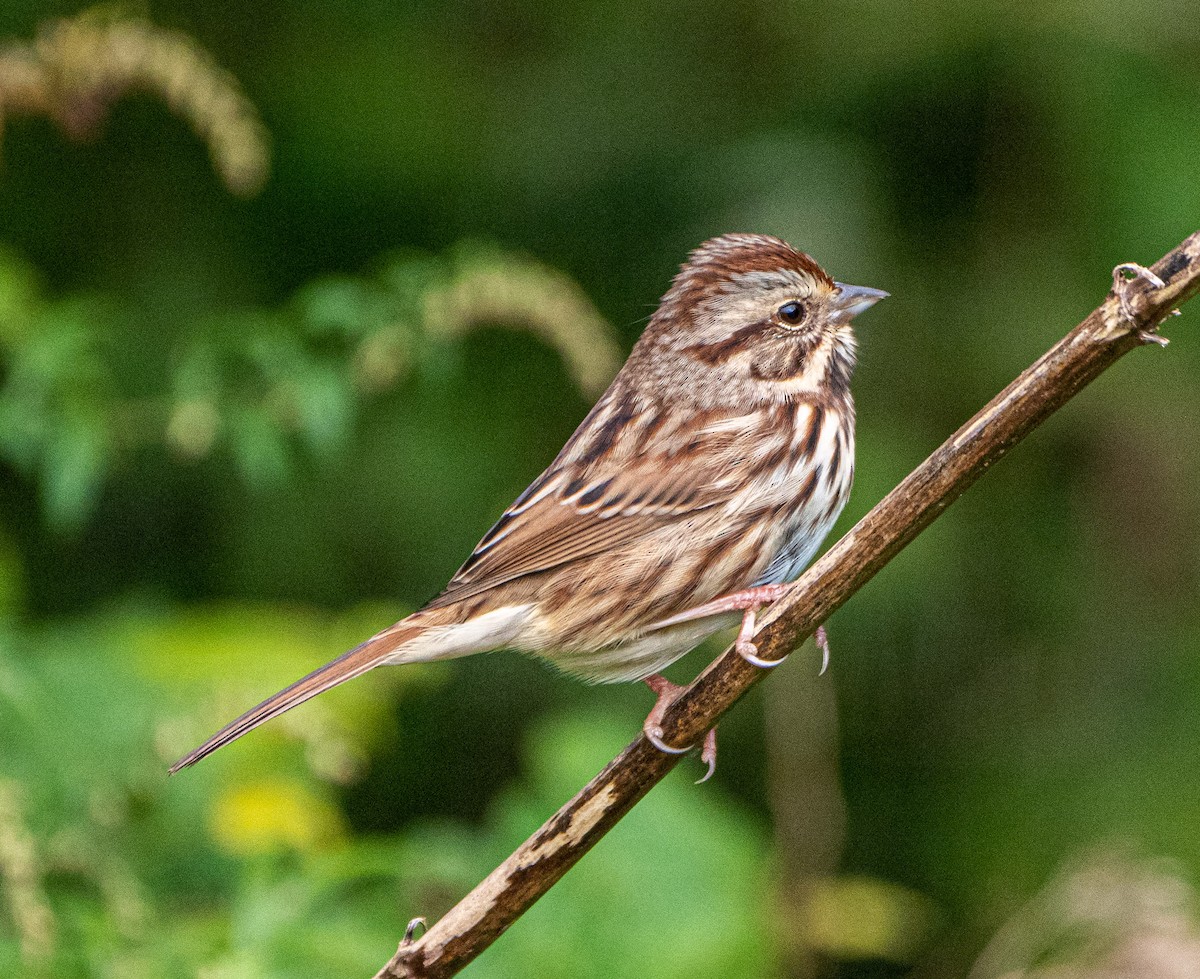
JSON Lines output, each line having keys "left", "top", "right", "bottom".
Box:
{"left": 168, "top": 620, "right": 423, "bottom": 773}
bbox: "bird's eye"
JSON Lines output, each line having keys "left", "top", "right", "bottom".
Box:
{"left": 777, "top": 301, "right": 806, "bottom": 326}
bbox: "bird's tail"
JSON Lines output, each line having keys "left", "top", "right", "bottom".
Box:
{"left": 168, "top": 616, "right": 428, "bottom": 774}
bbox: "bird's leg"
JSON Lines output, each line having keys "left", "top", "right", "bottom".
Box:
{"left": 725, "top": 586, "right": 791, "bottom": 668}
{"left": 659, "top": 583, "right": 790, "bottom": 626}
{"left": 651, "top": 584, "right": 834, "bottom": 673}
{"left": 642, "top": 583, "right": 829, "bottom": 779}
{"left": 642, "top": 674, "right": 719, "bottom": 783}
{"left": 649, "top": 583, "right": 792, "bottom": 668}
{"left": 642, "top": 675, "right": 690, "bottom": 756}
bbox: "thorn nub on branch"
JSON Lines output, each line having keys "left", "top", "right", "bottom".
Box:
{"left": 1112, "top": 262, "right": 1171, "bottom": 346}
{"left": 1113, "top": 261, "right": 1165, "bottom": 317}
{"left": 402, "top": 917, "right": 427, "bottom": 945}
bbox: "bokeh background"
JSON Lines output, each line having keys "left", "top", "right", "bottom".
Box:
{"left": 1, "top": 2, "right": 1199, "bottom": 977}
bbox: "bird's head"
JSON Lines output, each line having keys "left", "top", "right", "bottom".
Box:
{"left": 637, "top": 233, "right": 886, "bottom": 404}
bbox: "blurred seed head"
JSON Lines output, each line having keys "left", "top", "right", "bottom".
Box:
{"left": 422, "top": 252, "right": 622, "bottom": 397}
{"left": 0, "top": 9, "right": 271, "bottom": 196}
{"left": 0, "top": 780, "right": 56, "bottom": 966}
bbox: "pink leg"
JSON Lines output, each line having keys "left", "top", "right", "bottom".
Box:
{"left": 651, "top": 583, "right": 836, "bottom": 674}
{"left": 650, "top": 584, "right": 790, "bottom": 630}
{"left": 649, "top": 583, "right": 793, "bottom": 670}
{"left": 642, "top": 675, "right": 689, "bottom": 755}
{"left": 642, "top": 675, "right": 719, "bottom": 783}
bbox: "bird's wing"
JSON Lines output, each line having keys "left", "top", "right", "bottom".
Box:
{"left": 424, "top": 406, "right": 750, "bottom": 611}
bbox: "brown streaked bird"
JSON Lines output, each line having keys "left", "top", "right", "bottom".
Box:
{"left": 171, "top": 234, "right": 886, "bottom": 779}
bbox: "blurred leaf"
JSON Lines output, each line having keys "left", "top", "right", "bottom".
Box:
{"left": 0, "top": 240, "right": 616, "bottom": 525}
{"left": 0, "top": 246, "right": 40, "bottom": 347}
{"left": 225, "top": 405, "right": 291, "bottom": 488}
{"left": 293, "top": 276, "right": 398, "bottom": 339}
{"left": 40, "top": 411, "right": 110, "bottom": 528}
{"left": 803, "top": 875, "right": 940, "bottom": 964}
{"left": 288, "top": 363, "right": 353, "bottom": 456}
{"left": 210, "top": 779, "right": 346, "bottom": 856}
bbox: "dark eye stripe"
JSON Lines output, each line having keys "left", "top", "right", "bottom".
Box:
{"left": 682, "top": 322, "right": 769, "bottom": 365}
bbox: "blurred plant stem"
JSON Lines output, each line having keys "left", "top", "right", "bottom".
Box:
{"left": 765, "top": 650, "right": 847, "bottom": 979}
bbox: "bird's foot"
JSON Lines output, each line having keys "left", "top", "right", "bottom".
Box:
{"left": 739, "top": 616, "right": 831, "bottom": 673}
{"left": 642, "top": 674, "right": 719, "bottom": 783}
{"left": 735, "top": 605, "right": 788, "bottom": 668}
{"left": 642, "top": 674, "right": 689, "bottom": 755}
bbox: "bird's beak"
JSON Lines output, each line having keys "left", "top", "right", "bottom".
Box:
{"left": 831, "top": 282, "right": 889, "bottom": 322}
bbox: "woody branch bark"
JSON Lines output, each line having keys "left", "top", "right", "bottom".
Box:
{"left": 376, "top": 230, "right": 1200, "bottom": 979}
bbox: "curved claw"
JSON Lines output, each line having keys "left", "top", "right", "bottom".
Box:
{"left": 694, "top": 728, "right": 718, "bottom": 784}
{"left": 644, "top": 725, "right": 691, "bottom": 755}
{"left": 737, "top": 639, "right": 788, "bottom": 669}
{"left": 816, "top": 625, "right": 831, "bottom": 676}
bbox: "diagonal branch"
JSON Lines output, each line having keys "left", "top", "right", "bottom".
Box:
{"left": 376, "top": 230, "right": 1200, "bottom": 979}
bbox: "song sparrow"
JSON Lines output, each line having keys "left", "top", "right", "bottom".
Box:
{"left": 171, "top": 234, "right": 886, "bottom": 778}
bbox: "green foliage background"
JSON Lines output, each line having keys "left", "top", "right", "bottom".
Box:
{"left": 1, "top": 2, "right": 1199, "bottom": 977}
